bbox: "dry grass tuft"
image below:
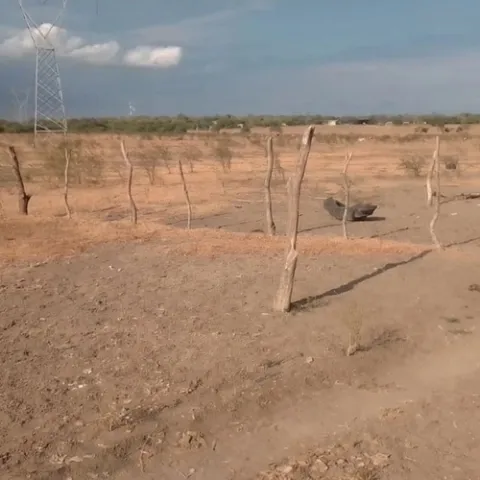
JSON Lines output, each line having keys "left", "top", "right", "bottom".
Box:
{"left": 398, "top": 154, "right": 427, "bottom": 177}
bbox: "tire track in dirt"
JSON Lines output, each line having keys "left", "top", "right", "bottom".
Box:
{"left": 117, "top": 333, "right": 480, "bottom": 480}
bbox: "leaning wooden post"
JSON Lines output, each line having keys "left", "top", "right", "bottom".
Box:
{"left": 342, "top": 152, "right": 353, "bottom": 239}
{"left": 178, "top": 159, "right": 192, "bottom": 229}
{"left": 7, "top": 145, "right": 31, "bottom": 215}
{"left": 273, "top": 125, "right": 315, "bottom": 312}
{"left": 63, "top": 146, "right": 72, "bottom": 219}
{"left": 429, "top": 136, "right": 442, "bottom": 249}
{"left": 120, "top": 139, "right": 138, "bottom": 225}
{"left": 426, "top": 136, "right": 439, "bottom": 207}
{"left": 264, "top": 136, "right": 276, "bottom": 236}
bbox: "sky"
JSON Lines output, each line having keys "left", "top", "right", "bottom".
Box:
{"left": 1, "top": 0, "right": 480, "bottom": 118}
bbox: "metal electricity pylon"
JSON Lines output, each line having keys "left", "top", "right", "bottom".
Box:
{"left": 17, "top": 0, "right": 68, "bottom": 144}
{"left": 11, "top": 87, "right": 31, "bottom": 123}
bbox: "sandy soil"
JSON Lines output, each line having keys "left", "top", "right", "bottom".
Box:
{"left": 1, "top": 127, "right": 480, "bottom": 480}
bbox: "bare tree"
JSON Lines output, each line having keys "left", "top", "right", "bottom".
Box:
{"left": 213, "top": 142, "right": 233, "bottom": 173}
{"left": 273, "top": 125, "right": 315, "bottom": 312}
{"left": 429, "top": 136, "right": 442, "bottom": 248}
{"left": 120, "top": 139, "right": 138, "bottom": 225}
{"left": 183, "top": 145, "right": 202, "bottom": 173}
{"left": 178, "top": 160, "right": 192, "bottom": 229}
{"left": 63, "top": 146, "right": 72, "bottom": 219}
{"left": 342, "top": 152, "right": 353, "bottom": 239}
{"left": 264, "top": 136, "right": 276, "bottom": 236}
{"left": 159, "top": 146, "right": 172, "bottom": 174}
{"left": 7, "top": 146, "right": 31, "bottom": 215}
{"left": 139, "top": 155, "right": 158, "bottom": 185}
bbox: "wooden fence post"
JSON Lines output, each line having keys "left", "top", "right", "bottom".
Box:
{"left": 7, "top": 145, "right": 31, "bottom": 215}
{"left": 178, "top": 159, "right": 192, "bottom": 229}
{"left": 273, "top": 125, "right": 315, "bottom": 312}
{"left": 264, "top": 136, "right": 276, "bottom": 235}
{"left": 63, "top": 146, "right": 72, "bottom": 219}
{"left": 120, "top": 139, "right": 138, "bottom": 225}
{"left": 429, "top": 136, "right": 442, "bottom": 248}
{"left": 342, "top": 152, "right": 353, "bottom": 239}
{"left": 426, "top": 136, "right": 439, "bottom": 207}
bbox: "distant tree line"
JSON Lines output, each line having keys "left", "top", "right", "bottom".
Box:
{"left": 1, "top": 113, "right": 480, "bottom": 135}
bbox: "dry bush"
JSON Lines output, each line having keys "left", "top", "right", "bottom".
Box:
{"left": 136, "top": 140, "right": 162, "bottom": 185}
{"left": 212, "top": 141, "right": 233, "bottom": 173}
{"left": 269, "top": 124, "right": 283, "bottom": 134}
{"left": 223, "top": 136, "right": 243, "bottom": 149}
{"left": 138, "top": 152, "right": 161, "bottom": 185}
{"left": 202, "top": 132, "right": 217, "bottom": 148}
{"left": 414, "top": 126, "right": 429, "bottom": 133}
{"left": 43, "top": 138, "right": 103, "bottom": 186}
{"left": 247, "top": 133, "right": 266, "bottom": 152}
{"left": 182, "top": 145, "right": 203, "bottom": 173}
{"left": 442, "top": 155, "right": 460, "bottom": 171}
{"left": 240, "top": 123, "right": 251, "bottom": 134}
{"left": 396, "top": 134, "right": 422, "bottom": 143}
{"left": 398, "top": 154, "right": 427, "bottom": 177}
{"left": 158, "top": 145, "right": 172, "bottom": 174}
{"left": 139, "top": 133, "right": 154, "bottom": 141}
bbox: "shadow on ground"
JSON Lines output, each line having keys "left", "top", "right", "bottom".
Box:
{"left": 291, "top": 249, "right": 432, "bottom": 313}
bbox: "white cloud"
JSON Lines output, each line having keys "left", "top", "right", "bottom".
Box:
{"left": 68, "top": 41, "right": 121, "bottom": 64}
{"left": 0, "top": 23, "right": 182, "bottom": 69}
{"left": 123, "top": 46, "right": 182, "bottom": 68}
{"left": 0, "top": 23, "right": 119, "bottom": 64}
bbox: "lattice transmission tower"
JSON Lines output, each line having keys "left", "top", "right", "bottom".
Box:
{"left": 11, "top": 87, "right": 31, "bottom": 123}
{"left": 17, "top": 0, "right": 68, "bottom": 143}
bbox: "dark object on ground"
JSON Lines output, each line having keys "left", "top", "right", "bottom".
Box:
{"left": 323, "top": 197, "right": 378, "bottom": 222}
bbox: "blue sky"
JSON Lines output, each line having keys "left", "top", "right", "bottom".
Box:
{"left": 1, "top": 0, "right": 480, "bottom": 118}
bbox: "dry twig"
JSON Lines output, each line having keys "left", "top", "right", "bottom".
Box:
{"left": 138, "top": 436, "right": 152, "bottom": 473}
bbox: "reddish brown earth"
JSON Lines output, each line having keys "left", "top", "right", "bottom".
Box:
{"left": 2, "top": 128, "right": 480, "bottom": 479}
{"left": 1, "top": 223, "right": 480, "bottom": 479}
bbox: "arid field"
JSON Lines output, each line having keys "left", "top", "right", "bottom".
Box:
{"left": 1, "top": 124, "right": 480, "bottom": 480}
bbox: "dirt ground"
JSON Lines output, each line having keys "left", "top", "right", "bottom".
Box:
{"left": 1, "top": 126, "right": 480, "bottom": 479}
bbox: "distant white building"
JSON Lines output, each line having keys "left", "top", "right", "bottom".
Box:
{"left": 327, "top": 119, "right": 339, "bottom": 126}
